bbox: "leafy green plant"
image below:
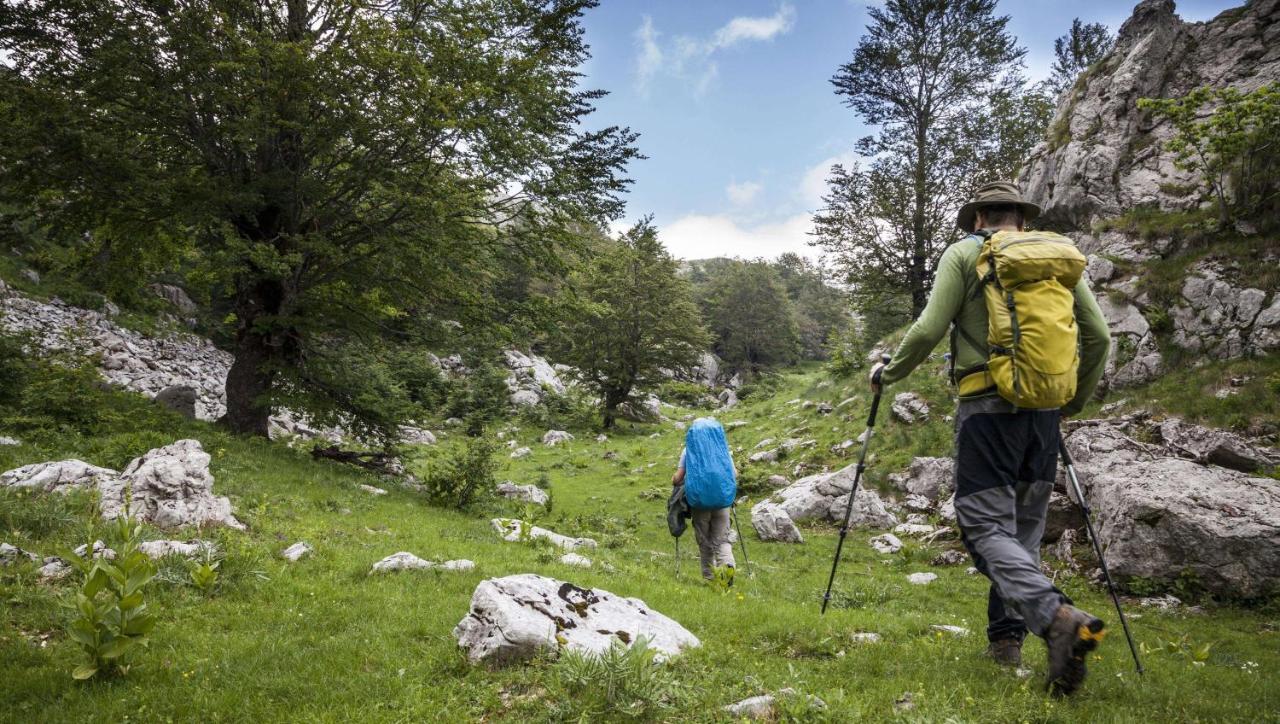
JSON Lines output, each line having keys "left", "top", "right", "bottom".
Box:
{"left": 64, "top": 511, "right": 158, "bottom": 680}
{"left": 708, "top": 564, "right": 736, "bottom": 592}
{"left": 420, "top": 436, "right": 497, "bottom": 510}
{"left": 188, "top": 548, "right": 221, "bottom": 595}
{"left": 550, "top": 638, "right": 683, "bottom": 719}
{"left": 1141, "top": 633, "right": 1215, "bottom": 665}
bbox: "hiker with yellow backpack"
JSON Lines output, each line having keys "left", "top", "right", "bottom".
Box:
{"left": 869, "top": 181, "right": 1111, "bottom": 696}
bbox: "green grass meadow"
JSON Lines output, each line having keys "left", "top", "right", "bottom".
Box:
{"left": 1, "top": 364, "right": 1277, "bottom": 722}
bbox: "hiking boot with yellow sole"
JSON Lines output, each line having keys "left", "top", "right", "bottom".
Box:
{"left": 1046, "top": 605, "right": 1106, "bottom": 696}
{"left": 986, "top": 638, "right": 1022, "bottom": 667}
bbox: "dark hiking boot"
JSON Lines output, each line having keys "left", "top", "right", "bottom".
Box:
{"left": 986, "top": 638, "right": 1022, "bottom": 667}
{"left": 1046, "top": 605, "right": 1106, "bottom": 697}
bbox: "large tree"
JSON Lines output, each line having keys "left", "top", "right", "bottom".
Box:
{"left": 1047, "top": 19, "right": 1114, "bottom": 96}
{"left": 0, "top": 0, "right": 638, "bottom": 438}
{"left": 554, "top": 220, "right": 708, "bottom": 428}
{"left": 811, "top": 0, "right": 1031, "bottom": 319}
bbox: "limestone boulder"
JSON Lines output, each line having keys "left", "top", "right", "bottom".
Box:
{"left": 99, "top": 440, "right": 245, "bottom": 530}
{"left": 542, "top": 430, "right": 574, "bottom": 447}
{"left": 452, "top": 574, "right": 700, "bottom": 665}
{"left": 890, "top": 393, "right": 930, "bottom": 424}
{"left": 750, "top": 502, "right": 803, "bottom": 543}
{"left": 887, "top": 457, "right": 953, "bottom": 502}
{"left": 492, "top": 518, "right": 597, "bottom": 551}
{"left": 1157, "top": 418, "right": 1280, "bottom": 473}
{"left": 496, "top": 482, "right": 550, "bottom": 506}
{"left": 1, "top": 460, "right": 119, "bottom": 493}
{"left": 749, "top": 463, "right": 897, "bottom": 544}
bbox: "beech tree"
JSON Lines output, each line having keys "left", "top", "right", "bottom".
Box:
{"left": 554, "top": 220, "right": 708, "bottom": 428}
{"left": 0, "top": 0, "right": 638, "bottom": 437}
{"left": 811, "top": 0, "right": 1031, "bottom": 319}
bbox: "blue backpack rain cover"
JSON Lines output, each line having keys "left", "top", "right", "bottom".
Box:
{"left": 683, "top": 418, "right": 737, "bottom": 510}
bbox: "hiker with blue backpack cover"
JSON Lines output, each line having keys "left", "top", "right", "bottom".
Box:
{"left": 671, "top": 417, "right": 738, "bottom": 582}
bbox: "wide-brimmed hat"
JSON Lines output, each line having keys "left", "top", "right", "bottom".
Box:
{"left": 956, "top": 181, "right": 1041, "bottom": 232}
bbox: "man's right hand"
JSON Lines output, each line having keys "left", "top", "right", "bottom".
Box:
{"left": 869, "top": 356, "right": 889, "bottom": 394}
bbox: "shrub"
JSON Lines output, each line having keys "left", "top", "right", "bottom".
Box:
{"left": 420, "top": 436, "right": 497, "bottom": 510}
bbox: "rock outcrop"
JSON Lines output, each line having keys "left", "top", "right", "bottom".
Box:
{"left": 452, "top": 574, "right": 700, "bottom": 665}
{"left": 1063, "top": 416, "right": 1280, "bottom": 598}
{"left": 1021, "top": 0, "right": 1280, "bottom": 229}
{"left": 495, "top": 482, "right": 549, "bottom": 506}
{"left": 887, "top": 457, "right": 953, "bottom": 501}
{"left": 750, "top": 463, "right": 896, "bottom": 542}
{"left": 491, "top": 518, "right": 597, "bottom": 551}
{"left": 504, "top": 350, "right": 567, "bottom": 407}
{"left": 1, "top": 459, "right": 119, "bottom": 493}
{"left": 101, "top": 440, "right": 245, "bottom": 530}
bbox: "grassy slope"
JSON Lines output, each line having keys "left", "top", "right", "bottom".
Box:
{"left": 1, "top": 363, "right": 1277, "bottom": 722}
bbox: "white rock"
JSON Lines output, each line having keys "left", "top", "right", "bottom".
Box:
{"left": 38, "top": 559, "right": 72, "bottom": 581}
{"left": 371, "top": 552, "right": 471, "bottom": 573}
{"left": 890, "top": 392, "right": 930, "bottom": 424}
{"left": 560, "top": 553, "right": 592, "bottom": 568}
{"left": 750, "top": 463, "right": 897, "bottom": 544}
{"left": 74, "top": 540, "right": 116, "bottom": 560}
{"left": 850, "top": 632, "right": 882, "bottom": 644}
{"left": 542, "top": 430, "right": 574, "bottom": 446}
{"left": 907, "top": 572, "right": 938, "bottom": 585}
{"left": 930, "top": 625, "right": 969, "bottom": 636}
{"left": 0, "top": 436, "right": 18, "bottom": 446}
{"left": 495, "top": 482, "right": 549, "bottom": 506}
{"left": 452, "top": 574, "right": 700, "bottom": 665}
{"left": 491, "top": 518, "right": 597, "bottom": 551}
{"left": 282, "top": 542, "right": 312, "bottom": 562}
{"left": 510, "top": 447, "right": 532, "bottom": 459}
{"left": 870, "top": 533, "right": 903, "bottom": 554}
{"left": 99, "top": 440, "right": 245, "bottom": 530}
{"left": 595, "top": 434, "right": 608, "bottom": 443}
{"left": 750, "top": 502, "right": 803, "bottom": 543}
{"left": 893, "top": 523, "right": 938, "bottom": 537}
{"left": 0, "top": 543, "right": 38, "bottom": 565}
{"left": 440, "top": 559, "right": 476, "bottom": 571}
{"left": 138, "top": 540, "right": 214, "bottom": 559}
{"left": 723, "top": 689, "right": 826, "bottom": 719}
{"left": 748, "top": 449, "right": 778, "bottom": 464}
{"left": 510, "top": 389, "right": 541, "bottom": 407}
{"left": 399, "top": 426, "right": 437, "bottom": 445}
{"left": 887, "top": 457, "right": 953, "bottom": 501}
{"left": 0, "top": 459, "right": 119, "bottom": 493}
{"left": 360, "top": 484, "right": 388, "bottom": 496}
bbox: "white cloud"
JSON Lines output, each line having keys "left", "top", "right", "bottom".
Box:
{"left": 658, "top": 212, "right": 815, "bottom": 260}
{"left": 799, "top": 152, "right": 859, "bottom": 210}
{"left": 711, "top": 5, "right": 797, "bottom": 50}
{"left": 726, "top": 180, "right": 763, "bottom": 206}
{"left": 633, "top": 4, "right": 796, "bottom": 97}
{"left": 634, "top": 16, "right": 664, "bottom": 97}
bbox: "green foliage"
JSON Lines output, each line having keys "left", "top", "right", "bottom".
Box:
{"left": 446, "top": 363, "right": 511, "bottom": 438}
{"left": 1047, "top": 19, "right": 1115, "bottom": 96}
{"left": 815, "top": 0, "right": 1034, "bottom": 317}
{"left": 1138, "top": 84, "right": 1280, "bottom": 227}
{"left": 554, "top": 220, "right": 710, "bottom": 428}
{"left": 549, "top": 639, "right": 683, "bottom": 719}
{"left": 701, "top": 261, "right": 800, "bottom": 375}
{"left": 419, "top": 436, "right": 497, "bottom": 511}
{"left": 64, "top": 512, "right": 158, "bottom": 680}
{"left": 819, "top": 582, "right": 900, "bottom": 611}
{"left": 0, "top": 0, "right": 639, "bottom": 435}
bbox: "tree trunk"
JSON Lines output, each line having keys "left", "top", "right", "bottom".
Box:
{"left": 910, "top": 125, "right": 929, "bottom": 318}
{"left": 223, "top": 327, "right": 275, "bottom": 436}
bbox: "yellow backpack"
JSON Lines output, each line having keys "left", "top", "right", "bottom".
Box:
{"left": 961, "top": 230, "right": 1087, "bottom": 409}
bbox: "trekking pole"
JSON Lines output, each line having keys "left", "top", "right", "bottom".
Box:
{"left": 821, "top": 354, "right": 890, "bottom": 615}
{"left": 1058, "top": 432, "right": 1144, "bottom": 675}
{"left": 674, "top": 537, "right": 680, "bottom": 579}
{"left": 730, "top": 501, "right": 752, "bottom": 578}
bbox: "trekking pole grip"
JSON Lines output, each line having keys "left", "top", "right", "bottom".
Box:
{"left": 867, "top": 355, "right": 890, "bottom": 427}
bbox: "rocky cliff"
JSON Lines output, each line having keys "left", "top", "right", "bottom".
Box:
{"left": 1020, "top": 0, "right": 1280, "bottom": 390}
{"left": 1021, "top": 0, "right": 1280, "bottom": 227}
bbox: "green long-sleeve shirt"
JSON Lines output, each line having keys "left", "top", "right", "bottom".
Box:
{"left": 880, "top": 234, "right": 1110, "bottom": 416}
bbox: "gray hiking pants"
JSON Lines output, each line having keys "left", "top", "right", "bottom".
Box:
{"left": 691, "top": 507, "right": 734, "bottom": 579}
{"left": 954, "top": 397, "right": 1067, "bottom": 640}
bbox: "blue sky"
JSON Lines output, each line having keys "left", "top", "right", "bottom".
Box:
{"left": 577, "top": 0, "right": 1240, "bottom": 260}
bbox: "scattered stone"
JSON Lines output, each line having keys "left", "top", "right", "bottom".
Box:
{"left": 74, "top": 540, "right": 116, "bottom": 560}
{"left": 907, "top": 572, "right": 938, "bottom": 585}
{"left": 510, "top": 447, "right": 532, "bottom": 460}
{"left": 595, "top": 434, "right": 608, "bottom": 443}
{"left": 0, "top": 543, "right": 38, "bottom": 565}
{"left": 452, "top": 574, "right": 700, "bottom": 665}
{"left": 1137, "top": 594, "right": 1182, "bottom": 609}
{"left": 833, "top": 439, "right": 855, "bottom": 452}
{"left": 491, "top": 518, "right": 597, "bottom": 551}
{"left": 748, "top": 449, "right": 778, "bottom": 464}
{"left": 930, "top": 625, "right": 969, "bottom": 636}
{"left": 1050, "top": 529, "right": 1078, "bottom": 568}
{"left": 890, "top": 392, "right": 930, "bottom": 424}
{"left": 400, "top": 426, "right": 437, "bottom": 445}
{"left": 20, "top": 268, "right": 40, "bottom": 285}
{"left": 902, "top": 494, "right": 934, "bottom": 513}
{"left": 753, "top": 438, "right": 775, "bottom": 450}
{"left": 138, "top": 540, "right": 214, "bottom": 559}
{"left": 930, "top": 549, "right": 967, "bottom": 567}
{"left": 750, "top": 503, "right": 803, "bottom": 543}
{"left": 560, "top": 553, "right": 592, "bottom": 568}
{"left": 816, "top": 402, "right": 834, "bottom": 415}
{"left": 542, "top": 430, "right": 574, "bottom": 446}
{"left": 495, "top": 482, "right": 549, "bottom": 506}
{"left": 723, "top": 689, "right": 826, "bottom": 719}
{"left": 965, "top": 567, "right": 978, "bottom": 575}
{"left": 504, "top": 350, "right": 567, "bottom": 407}
{"left": 1158, "top": 418, "right": 1280, "bottom": 473}
{"left": 372, "top": 552, "right": 474, "bottom": 573}
{"left": 99, "top": 440, "right": 245, "bottom": 530}
{"left": 1100, "top": 399, "right": 1128, "bottom": 414}
{"left": 893, "top": 523, "right": 937, "bottom": 538}
{"left": 870, "top": 533, "right": 903, "bottom": 554}
{"left": 850, "top": 632, "right": 881, "bottom": 644}
{"left": 887, "top": 457, "right": 953, "bottom": 501}
{"left": 1, "top": 459, "right": 119, "bottom": 493}
{"left": 38, "top": 559, "right": 72, "bottom": 581}
{"left": 360, "top": 484, "right": 388, "bottom": 496}
{"left": 726, "top": 421, "right": 748, "bottom": 429}
{"left": 765, "top": 474, "right": 790, "bottom": 488}
{"left": 444, "top": 417, "right": 463, "bottom": 427}
{"left": 154, "top": 385, "right": 198, "bottom": 419}
{"left": 282, "top": 542, "right": 312, "bottom": 562}
{"left": 0, "top": 436, "right": 18, "bottom": 446}
{"left": 894, "top": 693, "right": 915, "bottom": 713}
